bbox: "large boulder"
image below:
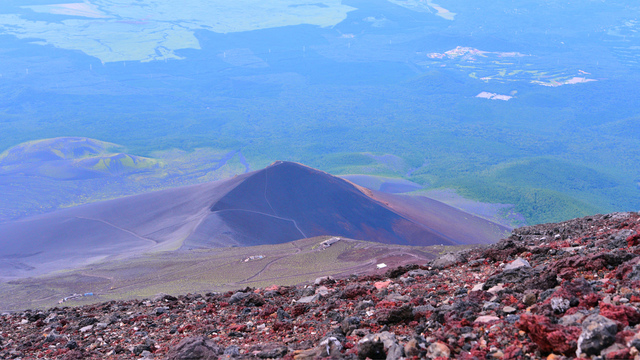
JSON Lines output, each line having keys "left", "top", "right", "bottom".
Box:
{"left": 577, "top": 315, "right": 618, "bottom": 357}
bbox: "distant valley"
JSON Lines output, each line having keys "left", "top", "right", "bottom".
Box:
{"left": 1, "top": 0, "right": 639, "bottom": 225}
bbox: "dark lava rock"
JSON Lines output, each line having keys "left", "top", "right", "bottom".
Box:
{"left": 78, "top": 317, "right": 98, "bottom": 327}
{"left": 376, "top": 304, "right": 413, "bottom": 325}
{"left": 385, "top": 264, "right": 419, "bottom": 278}
{"left": 606, "top": 229, "right": 636, "bottom": 249}
{"left": 166, "top": 336, "right": 222, "bottom": 360}
{"left": 133, "top": 342, "right": 153, "bottom": 356}
{"left": 357, "top": 332, "right": 401, "bottom": 360}
{"left": 483, "top": 266, "right": 535, "bottom": 290}
{"left": 523, "top": 269, "right": 558, "bottom": 291}
{"left": 341, "top": 316, "right": 361, "bottom": 335}
{"left": 577, "top": 314, "right": 618, "bottom": 356}
{"left": 431, "top": 253, "right": 465, "bottom": 269}
{"left": 243, "top": 293, "right": 265, "bottom": 307}
{"left": 255, "top": 345, "right": 287, "bottom": 359}
{"left": 228, "top": 292, "right": 250, "bottom": 304}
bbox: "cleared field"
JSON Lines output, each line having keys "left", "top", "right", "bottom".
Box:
{"left": 0, "top": 0, "right": 355, "bottom": 62}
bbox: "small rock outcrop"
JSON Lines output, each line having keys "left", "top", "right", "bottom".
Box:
{"left": 166, "top": 336, "right": 222, "bottom": 360}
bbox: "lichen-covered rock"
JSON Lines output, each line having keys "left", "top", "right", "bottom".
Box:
{"left": 427, "top": 341, "right": 450, "bottom": 358}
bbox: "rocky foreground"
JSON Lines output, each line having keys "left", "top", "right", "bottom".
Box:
{"left": 3, "top": 212, "right": 640, "bottom": 359}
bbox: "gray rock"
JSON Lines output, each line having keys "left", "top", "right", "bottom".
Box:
{"left": 539, "top": 288, "right": 557, "bottom": 302}
{"left": 358, "top": 334, "right": 387, "bottom": 360}
{"left": 296, "top": 294, "right": 320, "bottom": 304}
{"left": 224, "top": 345, "right": 240, "bottom": 356}
{"left": 79, "top": 325, "right": 93, "bottom": 333}
{"left": 407, "top": 269, "right": 433, "bottom": 277}
{"left": 314, "top": 276, "right": 333, "bottom": 285}
{"left": 502, "top": 306, "right": 517, "bottom": 314}
{"left": 504, "top": 257, "right": 531, "bottom": 271}
{"left": 357, "top": 300, "right": 374, "bottom": 309}
{"left": 483, "top": 302, "right": 500, "bottom": 311}
{"left": 483, "top": 266, "right": 535, "bottom": 290}
{"left": 412, "top": 304, "right": 436, "bottom": 315}
{"left": 153, "top": 307, "right": 168, "bottom": 315}
{"left": 166, "top": 336, "right": 223, "bottom": 360}
{"left": 385, "top": 293, "right": 409, "bottom": 302}
{"left": 256, "top": 345, "right": 287, "bottom": 359}
{"left": 301, "top": 286, "right": 316, "bottom": 296}
{"left": 341, "top": 316, "right": 361, "bottom": 335}
{"left": 608, "top": 229, "right": 635, "bottom": 249}
{"left": 44, "top": 331, "right": 62, "bottom": 342}
{"left": 431, "top": 253, "right": 458, "bottom": 269}
{"left": 133, "top": 342, "right": 153, "bottom": 356}
{"left": 577, "top": 314, "right": 618, "bottom": 357}
{"left": 626, "top": 263, "right": 640, "bottom": 281}
{"left": 228, "top": 292, "right": 250, "bottom": 304}
{"left": 399, "top": 277, "right": 415, "bottom": 286}
{"left": 505, "top": 315, "right": 520, "bottom": 324}
{"left": 43, "top": 313, "right": 57, "bottom": 324}
{"left": 559, "top": 311, "right": 589, "bottom": 327}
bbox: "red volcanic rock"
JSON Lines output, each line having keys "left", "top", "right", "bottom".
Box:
{"left": 600, "top": 303, "right": 640, "bottom": 327}
{"left": 3, "top": 211, "right": 640, "bottom": 359}
{"left": 627, "top": 233, "right": 640, "bottom": 247}
{"left": 517, "top": 314, "right": 581, "bottom": 355}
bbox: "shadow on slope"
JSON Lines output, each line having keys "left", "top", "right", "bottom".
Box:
{"left": 186, "top": 161, "right": 468, "bottom": 248}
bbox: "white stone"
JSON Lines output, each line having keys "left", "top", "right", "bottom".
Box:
{"left": 504, "top": 257, "right": 531, "bottom": 271}
{"left": 80, "top": 325, "right": 94, "bottom": 333}
{"left": 472, "top": 283, "right": 484, "bottom": 291}
{"left": 474, "top": 315, "right": 500, "bottom": 323}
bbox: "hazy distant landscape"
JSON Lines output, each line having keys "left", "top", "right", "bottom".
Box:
{"left": 1, "top": 0, "right": 639, "bottom": 226}
{"left": 3, "top": 3, "right": 640, "bottom": 357}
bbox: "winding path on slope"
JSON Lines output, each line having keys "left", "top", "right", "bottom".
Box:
{"left": 75, "top": 217, "right": 159, "bottom": 245}
{"left": 211, "top": 209, "right": 308, "bottom": 240}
